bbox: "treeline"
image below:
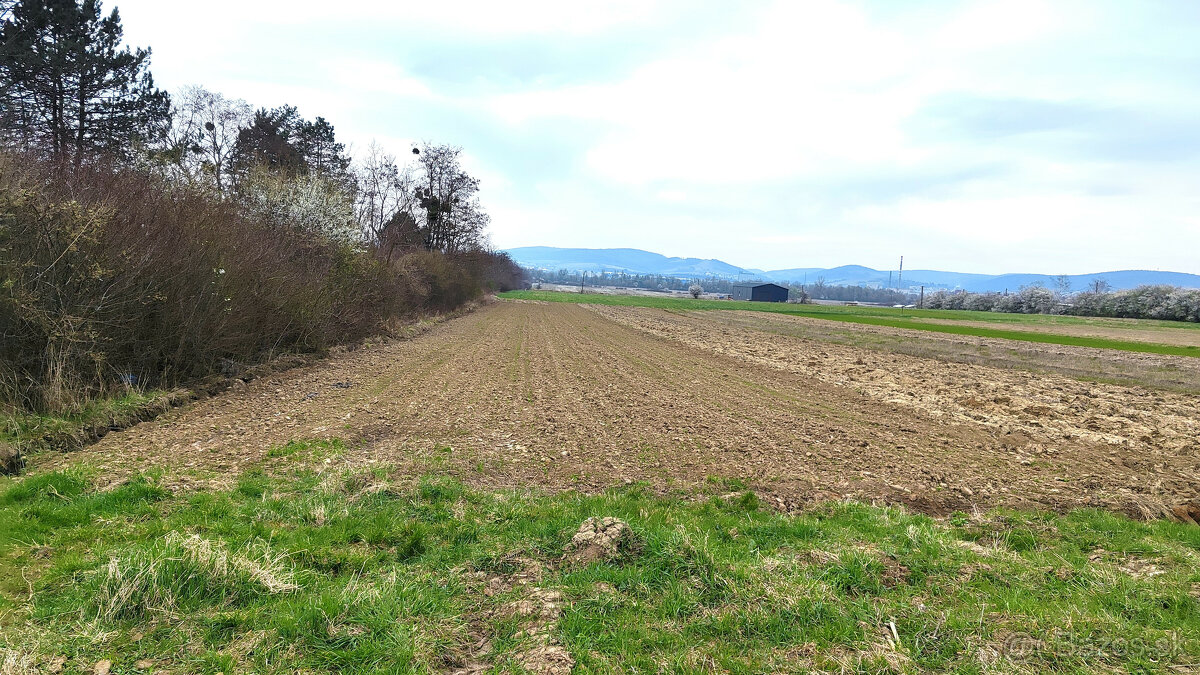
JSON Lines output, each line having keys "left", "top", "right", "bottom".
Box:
{"left": 924, "top": 285, "right": 1200, "bottom": 321}
{"left": 533, "top": 269, "right": 726, "bottom": 293}
{"left": 0, "top": 0, "right": 521, "bottom": 413}
{"left": 530, "top": 268, "right": 912, "bottom": 304}
{"left": 803, "top": 280, "right": 912, "bottom": 305}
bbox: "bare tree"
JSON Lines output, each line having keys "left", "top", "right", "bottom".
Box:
{"left": 169, "top": 86, "right": 250, "bottom": 192}
{"left": 353, "top": 142, "right": 490, "bottom": 255}
{"left": 354, "top": 142, "right": 402, "bottom": 239}
{"left": 413, "top": 143, "right": 487, "bottom": 253}
{"left": 1053, "top": 274, "right": 1072, "bottom": 298}
{"left": 353, "top": 141, "right": 422, "bottom": 258}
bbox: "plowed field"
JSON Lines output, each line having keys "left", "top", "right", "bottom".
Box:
{"left": 45, "top": 300, "right": 1200, "bottom": 519}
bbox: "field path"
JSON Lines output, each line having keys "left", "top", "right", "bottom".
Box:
{"left": 44, "top": 300, "right": 1200, "bottom": 518}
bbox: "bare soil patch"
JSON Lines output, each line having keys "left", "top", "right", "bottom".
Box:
{"left": 699, "top": 309, "right": 1200, "bottom": 394}
{"left": 36, "top": 302, "right": 1200, "bottom": 519}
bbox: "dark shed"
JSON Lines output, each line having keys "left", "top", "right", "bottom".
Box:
{"left": 731, "top": 282, "right": 789, "bottom": 302}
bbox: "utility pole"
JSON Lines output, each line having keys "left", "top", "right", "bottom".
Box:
{"left": 919, "top": 285, "right": 925, "bottom": 308}
{"left": 898, "top": 256, "right": 904, "bottom": 289}
{"left": 580, "top": 271, "right": 585, "bottom": 294}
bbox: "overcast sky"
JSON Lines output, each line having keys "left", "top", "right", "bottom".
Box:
{"left": 115, "top": 0, "right": 1200, "bottom": 274}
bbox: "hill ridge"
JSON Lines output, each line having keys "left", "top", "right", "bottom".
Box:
{"left": 504, "top": 246, "right": 1200, "bottom": 292}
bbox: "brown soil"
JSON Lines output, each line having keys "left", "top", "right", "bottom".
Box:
{"left": 694, "top": 310, "right": 1200, "bottom": 393}
{"left": 37, "top": 301, "right": 1200, "bottom": 519}
{"left": 457, "top": 554, "right": 573, "bottom": 675}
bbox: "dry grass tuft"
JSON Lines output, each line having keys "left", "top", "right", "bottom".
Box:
{"left": 93, "top": 532, "right": 297, "bottom": 620}
{"left": 0, "top": 649, "right": 38, "bottom": 675}
{"left": 176, "top": 533, "right": 298, "bottom": 594}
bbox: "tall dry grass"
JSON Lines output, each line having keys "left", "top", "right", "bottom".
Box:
{"left": 91, "top": 532, "right": 297, "bottom": 621}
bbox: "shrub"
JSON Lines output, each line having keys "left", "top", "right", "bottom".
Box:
{"left": 925, "top": 283, "right": 1200, "bottom": 322}
{"left": 0, "top": 152, "right": 518, "bottom": 413}
{"left": 992, "top": 286, "right": 1058, "bottom": 314}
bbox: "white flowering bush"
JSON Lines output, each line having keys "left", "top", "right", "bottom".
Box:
{"left": 240, "top": 169, "right": 358, "bottom": 244}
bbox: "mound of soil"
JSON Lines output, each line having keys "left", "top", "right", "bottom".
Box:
{"left": 563, "top": 517, "right": 636, "bottom": 566}
{"left": 0, "top": 442, "right": 22, "bottom": 475}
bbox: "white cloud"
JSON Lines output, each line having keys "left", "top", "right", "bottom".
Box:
{"left": 119, "top": 0, "right": 670, "bottom": 34}
{"left": 323, "top": 59, "right": 432, "bottom": 99}
{"left": 110, "top": 0, "right": 1200, "bottom": 273}
{"left": 485, "top": 1, "right": 951, "bottom": 186}
{"left": 934, "top": 0, "right": 1062, "bottom": 50}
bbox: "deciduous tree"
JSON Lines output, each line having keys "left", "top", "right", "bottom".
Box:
{"left": 413, "top": 143, "right": 488, "bottom": 253}
{"left": 166, "top": 85, "right": 251, "bottom": 192}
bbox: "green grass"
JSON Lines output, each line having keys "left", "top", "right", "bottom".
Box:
{"left": 1, "top": 459, "right": 1197, "bottom": 673}
{"left": 266, "top": 438, "right": 348, "bottom": 459}
{"left": 0, "top": 389, "right": 175, "bottom": 451}
{"left": 501, "top": 290, "right": 1200, "bottom": 358}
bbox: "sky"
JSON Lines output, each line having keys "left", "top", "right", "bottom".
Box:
{"left": 113, "top": 0, "right": 1200, "bottom": 274}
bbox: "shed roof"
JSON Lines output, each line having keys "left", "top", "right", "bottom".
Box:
{"left": 733, "top": 282, "right": 786, "bottom": 288}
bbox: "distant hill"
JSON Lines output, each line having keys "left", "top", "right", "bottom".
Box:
{"left": 505, "top": 246, "right": 749, "bottom": 278}
{"left": 504, "top": 246, "right": 1200, "bottom": 292}
{"left": 960, "top": 271, "right": 1200, "bottom": 293}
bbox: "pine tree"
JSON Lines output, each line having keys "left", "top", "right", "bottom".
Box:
{"left": 230, "top": 106, "right": 305, "bottom": 177}
{"left": 0, "top": 0, "right": 170, "bottom": 165}
{"left": 295, "top": 116, "right": 350, "bottom": 179}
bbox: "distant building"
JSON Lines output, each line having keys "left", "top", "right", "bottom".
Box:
{"left": 731, "top": 282, "right": 789, "bottom": 302}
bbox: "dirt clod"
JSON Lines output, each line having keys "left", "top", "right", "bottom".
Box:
{"left": 465, "top": 555, "right": 575, "bottom": 675}
{"left": 0, "top": 441, "right": 22, "bottom": 475}
{"left": 564, "top": 517, "right": 636, "bottom": 566}
{"left": 517, "top": 644, "right": 575, "bottom": 675}
{"left": 1119, "top": 557, "right": 1166, "bottom": 580}
{"left": 1170, "top": 501, "right": 1200, "bottom": 525}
